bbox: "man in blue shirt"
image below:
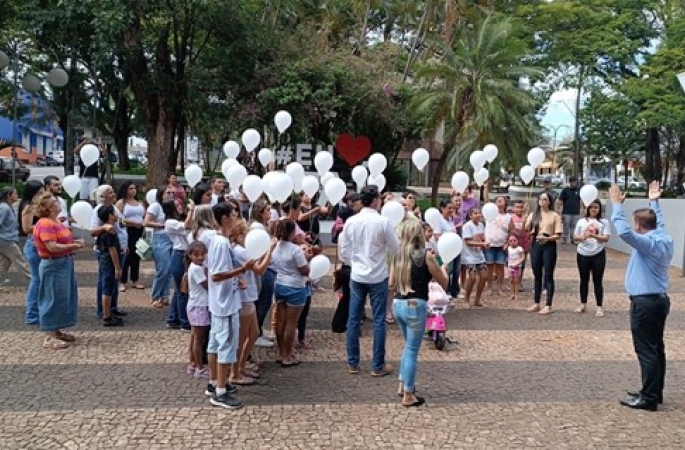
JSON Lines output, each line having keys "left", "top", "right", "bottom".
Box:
{"left": 610, "top": 181, "right": 673, "bottom": 411}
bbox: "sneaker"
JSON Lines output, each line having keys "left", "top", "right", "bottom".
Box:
{"left": 255, "top": 336, "right": 275, "bottom": 348}
{"left": 194, "top": 367, "right": 209, "bottom": 379}
{"left": 210, "top": 392, "right": 244, "bottom": 410}
{"left": 180, "top": 325, "right": 191, "bottom": 333}
{"left": 187, "top": 364, "right": 195, "bottom": 375}
{"left": 575, "top": 304, "right": 586, "bottom": 314}
{"left": 262, "top": 332, "right": 275, "bottom": 342}
{"left": 527, "top": 304, "right": 540, "bottom": 313}
{"left": 348, "top": 365, "right": 360, "bottom": 375}
{"left": 538, "top": 306, "right": 552, "bottom": 315}
{"left": 596, "top": 307, "right": 605, "bottom": 317}
{"left": 205, "top": 383, "right": 238, "bottom": 396}
{"left": 166, "top": 323, "right": 181, "bottom": 330}
{"left": 457, "top": 294, "right": 465, "bottom": 299}
{"left": 111, "top": 309, "right": 128, "bottom": 317}
{"left": 103, "top": 316, "right": 124, "bottom": 327}
{"left": 371, "top": 364, "right": 394, "bottom": 378}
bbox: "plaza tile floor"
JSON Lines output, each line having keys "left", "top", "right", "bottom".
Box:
{"left": 2, "top": 245, "right": 685, "bottom": 448}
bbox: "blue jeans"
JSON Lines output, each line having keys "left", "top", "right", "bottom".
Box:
{"left": 449, "top": 255, "right": 461, "bottom": 297}
{"left": 151, "top": 233, "right": 172, "bottom": 301}
{"left": 167, "top": 249, "right": 189, "bottom": 328}
{"left": 95, "top": 250, "right": 122, "bottom": 318}
{"left": 347, "top": 278, "right": 389, "bottom": 371}
{"left": 23, "top": 238, "right": 41, "bottom": 324}
{"left": 256, "top": 268, "right": 276, "bottom": 335}
{"left": 393, "top": 298, "right": 427, "bottom": 392}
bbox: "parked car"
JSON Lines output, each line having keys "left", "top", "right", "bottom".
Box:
{"left": 36, "top": 156, "right": 59, "bottom": 167}
{"left": 534, "top": 175, "right": 563, "bottom": 186}
{"left": 0, "top": 157, "right": 31, "bottom": 182}
{"left": 616, "top": 176, "right": 646, "bottom": 189}
{"left": 48, "top": 150, "right": 64, "bottom": 165}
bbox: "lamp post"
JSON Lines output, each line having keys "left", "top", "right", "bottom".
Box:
{"left": 0, "top": 46, "right": 68, "bottom": 188}
{"left": 545, "top": 124, "right": 573, "bottom": 178}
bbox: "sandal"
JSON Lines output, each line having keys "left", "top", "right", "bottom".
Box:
{"left": 242, "top": 369, "right": 260, "bottom": 379}
{"left": 402, "top": 396, "right": 426, "bottom": 408}
{"left": 133, "top": 284, "right": 145, "bottom": 289}
{"left": 385, "top": 317, "right": 395, "bottom": 325}
{"left": 120, "top": 285, "right": 127, "bottom": 293}
{"left": 54, "top": 331, "right": 76, "bottom": 342}
{"left": 280, "top": 359, "right": 301, "bottom": 368}
{"left": 229, "top": 376, "right": 254, "bottom": 386}
{"left": 245, "top": 362, "right": 261, "bottom": 371}
{"left": 161, "top": 299, "right": 170, "bottom": 306}
{"left": 151, "top": 300, "right": 163, "bottom": 308}
{"left": 43, "top": 336, "right": 69, "bottom": 350}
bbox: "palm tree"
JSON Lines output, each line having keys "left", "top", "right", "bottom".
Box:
{"left": 411, "top": 13, "right": 541, "bottom": 203}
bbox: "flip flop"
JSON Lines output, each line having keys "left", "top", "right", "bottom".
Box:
{"left": 385, "top": 317, "right": 395, "bottom": 324}
{"left": 402, "top": 396, "right": 426, "bottom": 408}
{"left": 229, "top": 376, "right": 255, "bottom": 386}
{"left": 55, "top": 331, "right": 76, "bottom": 342}
{"left": 242, "top": 369, "right": 260, "bottom": 379}
{"left": 280, "top": 359, "right": 301, "bottom": 368}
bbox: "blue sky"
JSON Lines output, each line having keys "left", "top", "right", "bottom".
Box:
{"left": 540, "top": 88, "right": 577, "bottom": 141}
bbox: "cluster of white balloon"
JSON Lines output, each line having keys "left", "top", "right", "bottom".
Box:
{"left": 61, "top": 144, "right": 103, "bottom": 229}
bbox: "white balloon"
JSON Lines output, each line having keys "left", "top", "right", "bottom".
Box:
{"left": 223, "top": 140, "right": 240, "bottom": 158}
{"left": 519, "top": 165, "right": 535, "bottom": 184}
{"left": 21, "top": 74, "right": 41, "bottom": 93}
{"left": 70, "top": 201, "right": 93, "bottom": 230}
{"left": 351, "top": 165, "right": 368, "bottom": 191}
{"left": 424, "top": 208, "right": 442, "bottom": 231}
{"left": 184, "top": 164, "right": 203, "bottom": 188}
{"left": 367, "top": 173, "right": 386, "bottom": 191}
{"left": 258, "top": 148, "right": 273, "bottom": 167}
{"left": 262, "top": 171, "right": 280, "bottom": 202}
{"left": 286, "top": 162, "right": 305, "bottom": 192}
{"left": 145, "top": 189, "right": 158, "bottom": 205}
{"left": 527, "top": 147, "right": 546, "bottom": 168}
{"left": 272, "top": 173, "right": 294, "bottom": 203}
{"left": 368, "top": 153, "right": 387, "bottom": 177}
{"left": 302, "top": 175, "right": 320, "bottom": 198}
{"left": 241, "top": 129, "right": 261, "bottom": 152}
{"left": 412, "top": 148, "right": 430, "bottom": 171}
{"left": 381, "top": 201, "right": 404, "bottom": 227}
{"left": 437, "top": 232, "right": 463, "bottom": 264}
{"left": 482, "top": 202, "right": 498, "bottom": 222}
{"left": 309, "top": 254, "right": 331, "bottom": 280}
{"left": 580, "top": 184, "right": 599, "bottom": 206}
{"left": 0, "top": 51, "right": 8, "bottom": 71}
{"left": 80, "top": 144, "right": 100, "bottom": 168}
{"left": 221, "top": 158, "right": 238, "bottom": 180}
{"left": 451, "top": 171, "right": 470, "bottom": 194}
{"left": 314, "top": 152, "right": 333, "bottom": 176}
{"left": 483, "top": 144, "right": 498, "bottom": 163}
{"left": 48, "top": 68, "right": 68, "bottom": 87}
{"left": 274, "top": 110, "right": 292, "bottom": 134}
{"left": 469, "top": 150, "right": 487, "bottom": 171}
{"left": 226, "top": 164, "right": 248, "bottom": 190}
{"left": 320, "top": 172, "right": 335, "bottom": 187}
{"left": 245, "top": 229, "right": 271, "bottom": 260}
{"left": 324, "top": 178, "right": 347, "bottom": 205}
{"left": 474, "top": 167, "right": 489, "bottom": 186}
{"left": 62, "top": 175, "right": 81, "bottom": 198}
{"left": 243, "top": 175, "right": 264, "bottom": 203}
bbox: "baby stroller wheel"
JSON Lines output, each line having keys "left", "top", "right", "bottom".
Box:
{"left": 434, "top": 331, "right": 446, "bottom": 351}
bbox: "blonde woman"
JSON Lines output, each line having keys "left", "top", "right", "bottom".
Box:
{"left": 390, "top": 220, "right": 448, "bottom": 407}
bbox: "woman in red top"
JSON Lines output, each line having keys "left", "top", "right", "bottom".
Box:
{"left": 167, "top": 173, "right": 187, "bottom": 211}
{"left": 33, "top": 194, "right": 85, "bottom": 349}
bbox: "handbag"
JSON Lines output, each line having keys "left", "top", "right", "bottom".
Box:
{"left": 135, "top": 229, "right": 153, "bottom": 260}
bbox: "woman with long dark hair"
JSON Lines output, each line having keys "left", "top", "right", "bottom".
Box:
{"left": 19, "top": 180, "right": 45, "bottom": 324}
{"left": 573, "top": 199, "right": 610, "bottom": 317}
{"left": 193, "top": 183, "right": 213, "bottom": 206}
{"left": 0, "top": 187, "right": 30, "bottom": 286}
{"left": 250, "top": 199, "right": 277, "bottom": 348}
{"left": 116, "top": 181, "right": 146, "bottom": 291}
{"left": 524, "top": 193, "right": 562, "bottom": 315}
{"left": 163, "top": 199, "right": 193, "bottom": 331}
{"left": 144, "top": 185, "right": 175, "bottom": 308}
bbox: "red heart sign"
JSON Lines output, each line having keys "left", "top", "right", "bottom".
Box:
{"left": 335, "top": 134, "right": 371, "bottom": 166}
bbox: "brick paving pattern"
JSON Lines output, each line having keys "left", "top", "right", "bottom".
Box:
{"left": 2, "top": 244, "right": 685, "bottom": 448}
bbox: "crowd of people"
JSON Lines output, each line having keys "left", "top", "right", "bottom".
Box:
{"left": 0, "top": 156, "right": 674, "bottom": 411}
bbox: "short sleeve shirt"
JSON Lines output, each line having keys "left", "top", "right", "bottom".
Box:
{"left": 188, "top": 262, "right": 209, "bottom": 307}
{"left": 207, "top": 234, "right": 241, "bottom": 317}
{"left": 461, "top": 221, "right": 486, "bottom": 265}
{"left": 485, "top": 213, "right": 511, "bottom": 248}
{"left": 272, "top": 241, "right": 308, "bottom": 288}
{"left": 507, "top": 246, "right": 525, "bottom": 268}
{"left": 146, "top": 203, "right": 167, "bottom": 235}
{"left": 33, "top": 218, "right": 73, "bottom": 258}
{"left": 233, "top": 245, "right": 259, "bottom": 302}
{"left": 575, "top": 218, "right": 610, "bottom": 256}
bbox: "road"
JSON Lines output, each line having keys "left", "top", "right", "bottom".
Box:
{"left": 27, "top": 165, "right": 147, "bottom": 183}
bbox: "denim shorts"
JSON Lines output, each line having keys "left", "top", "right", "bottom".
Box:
{"left": 465, "top": 263, "right": 488, "bottom": 273}
{"left": 207, "top": 314, "right": 239, "bottom": 364}
{"left": 274, "top": 284, "right": 308, "bottom": 307}
{"left": 187, "top": 305, "right": 210, "bottom": 327}
{"left": 98, "top": 257, "right": 118, "bottom": 296}
{"left": 485, "top": 246, "right": 507, "bottom": 265}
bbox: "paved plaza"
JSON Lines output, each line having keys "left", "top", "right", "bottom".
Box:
{"left": 2, "top": 244, "right": 685, "bottom": 449}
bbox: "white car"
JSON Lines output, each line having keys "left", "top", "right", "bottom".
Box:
{"left": 48, "top": 150, "right": 64, "bottom": 165}
{"left": 617, "top": 176, "right": 646, "bottom": 189}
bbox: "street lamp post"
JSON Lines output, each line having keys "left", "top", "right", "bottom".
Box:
{"left": 0, "top": 45, "right": 68, "bottom": 188}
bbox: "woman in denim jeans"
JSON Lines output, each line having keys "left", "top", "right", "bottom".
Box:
{"left": 390, "top": 221, "right": 448, "bottom": 407}
{"left": 144, "top": 185, "right": 175, "bottom": 307}
{"left": 19, "top": 181, "right": 45, "bottom": 325}
{"left": 249, "top": 200, "right": 277, "bottom": 348}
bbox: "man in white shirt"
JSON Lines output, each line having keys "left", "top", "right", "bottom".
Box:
{"left": 44, "top": 176, "right": 69, "bottom": 226}
{"left": 209, "top": 177, "right": 226, "bottom": 206}
{"left": 339, "top": 185, "right": 399, "bottom": 376}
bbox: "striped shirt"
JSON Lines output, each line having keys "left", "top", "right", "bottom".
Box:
{"left": 33, "top": 218, "right": 74, "bottom": 258}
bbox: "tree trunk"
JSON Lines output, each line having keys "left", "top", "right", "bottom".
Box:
{"left": 644, "top": 127, "right": 660, "bottom": 183}
{"left": 145, "top": 109, "right": 175, "bottom": 188}
{"left": 676, "top": 134, "right": 685, "bottom": 194}
{"left": 113, "top": 93, "right": 131, "bottom": 171}
{"left": 430, "top": 142, "right": 451, "bottom": 206}
{"left": 402, "top": 4, "right": 429, "bottom": 82}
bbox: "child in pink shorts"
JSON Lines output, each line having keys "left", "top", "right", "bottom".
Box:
{"left": 185, "top": 241, "right": 210, "bottom": 378}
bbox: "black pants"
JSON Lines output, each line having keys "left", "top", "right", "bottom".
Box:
{"left": 630, "top": 294, "right": 670, "bottom": 402}
{"left": 576, "top": 250, "right": 606, "bottom": 306}
{"left": 332, "top": 265, "right": 351, "bottom": 333}
{"left": 121, "top": 226, "right": 143, "bottom": 284}
{"left": 531, "top": 241, "right": 557, "bottom": 306}
{"left": 297, "top": 295, "right": 312, "bottom": 342}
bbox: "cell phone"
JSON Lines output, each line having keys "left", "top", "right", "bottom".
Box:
{"left": 542, "top": 232, "right": 550, "bottom": 237}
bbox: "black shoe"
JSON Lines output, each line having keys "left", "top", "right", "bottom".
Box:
{"left": 180, "top": 325, "right": 191, "bottom": 332}
{"left": 103, "top": 316, "right": 124, "bottom": 327}
{"left": 620, "top": 395, "right": 658, "bottom": 411}
{"left": 210, "top": 392, "right": 244, "bottom": 410}
{"left": 205, "top": 383, "right": 238, "bottom": 397}
{"left": 166, "top": 323, "right": 181, "bottom": 330}
{"left": 111, "top": 309, "right": 128, "bottom": 317}
{"left": 627, "top": 390, "right": 663, "bottom": 404}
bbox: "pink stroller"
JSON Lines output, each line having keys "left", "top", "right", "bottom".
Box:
{"left": 426, "top": 282, "right": 451, "bottom": 350}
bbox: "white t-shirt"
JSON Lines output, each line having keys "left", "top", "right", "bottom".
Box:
{"left": 210, "top": 193, "right": 220, "bottom": 206}
{"left": 233, "top": 245, "right": 258, "bottom": 302}
{"left": 272, "top": 241, "right": 308, "bottom": 288}
{"left": 90, "top": 204, "right": 128, "bottom": 249}
{"left": 207, "top": 233, "right": 241, "bottom": 316}
{"left": 165, "top": 219, "right": 188, "bottom": 251}
{"left": 146, "top": 203, "right": 167, "bottom": 235}
{"left": 575, "top": 218, "right": 610, "bottom": 256}
{"left": 269, "top": 208, "right": 280, "bottom": 222}
{"left": 507, "top": 246, "right": 525, "bottom": 268}
{"left": 462, "top": 221, "right": 486, "bottom": 265}
{"left": 187, "top": 228, "right": 216, "bottom": 250}
{"left": 57, "top": 197, "right": 69, "bottom": 227}
{"left": 433, "top": 216, "right": 455, "bottom": 236}
{"left": 188, "top": 262, "right": 208, "bottom": 307}
{"left": 485, "top": 213, "right": 511, "bottom": 247}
